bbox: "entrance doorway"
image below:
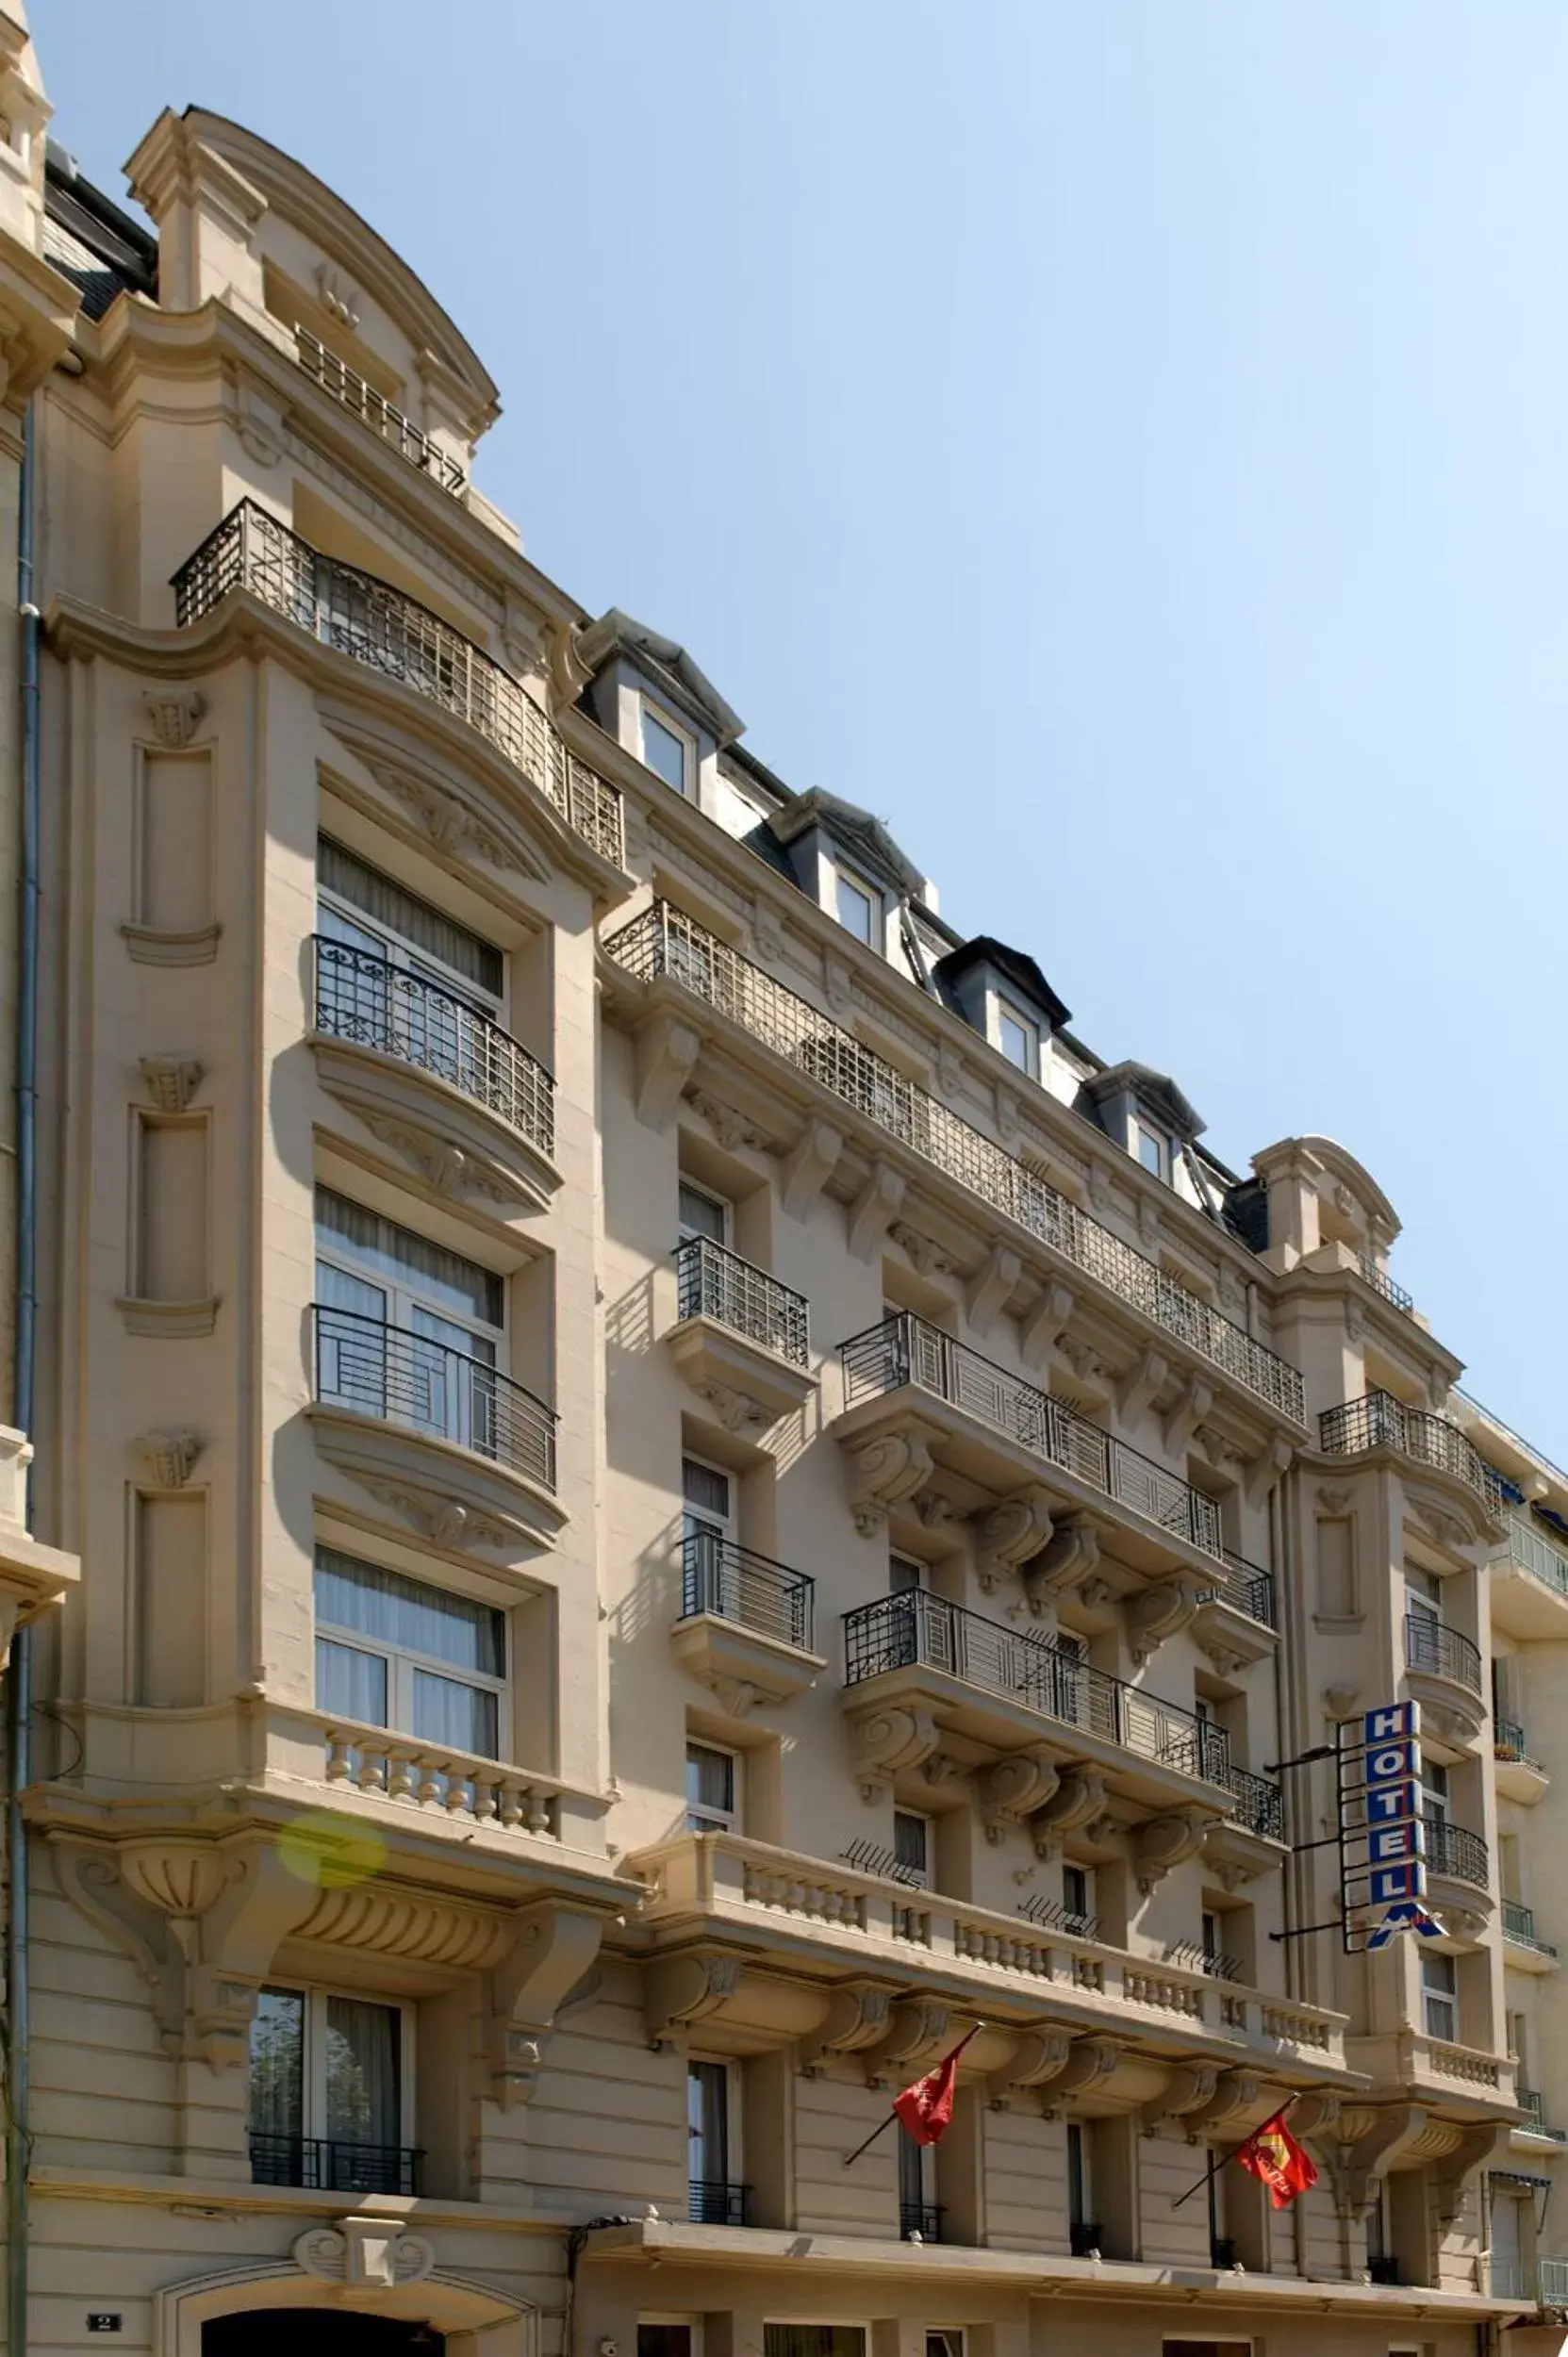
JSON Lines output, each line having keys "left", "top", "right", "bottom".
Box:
{"left": 204, "top": 2314, "right": 445, "bottom": 2357}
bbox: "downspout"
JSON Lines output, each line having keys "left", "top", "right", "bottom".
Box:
{"left": 7, "top": 393, "right": 40, "bottom": 2357}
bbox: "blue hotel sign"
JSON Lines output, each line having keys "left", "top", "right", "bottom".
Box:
{"left": 1340, "top": 1700, "right": 1443, "bottom": 1949}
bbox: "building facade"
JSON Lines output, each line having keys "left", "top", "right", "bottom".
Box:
{"left": 5, "top": 22, "right": 1568, "bottom": 2357}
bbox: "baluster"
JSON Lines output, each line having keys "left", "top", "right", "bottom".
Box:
{"left": 324, "top": 1733, "right": 353, "bottom": 1785}
{"left": 416, "top": 1754, "right": 444, "bottom": 1808}
{"left": 355, "top": 1738, "right": 388, "bottom": 1794}
{"left": 444, "top": 1761, "right": 471, "bottom": 1818}
{"left": 470, "top": 1772, "right": 500, "bottom": 1824}
{"left": 522, "top": 1788, "right": 553, "bottom": 1836}
{"left": 385, "top": 1746, "right": 417, "bottom": 1802}
{"left": 495, "top": 1777, "right": 524, "bottom": 1829}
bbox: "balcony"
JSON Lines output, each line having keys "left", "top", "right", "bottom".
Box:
{"left": 1403, "top": 1612, "right": 1483, "bottom": 1698}
{"left": 1319, "top": 1390, "right": 1503, "bottom": 1517}
{"left": 1190, "top": 1549, "right": 1279, "bottom": 1673}
{"left": 1495, "top": 1512, "right": 1568, "bottom": 1639}
{"left": 1502, "top": 1898, "right": 1560, "bottom": 1970}
{"left": 311, "top": 936, "right": 558, "bottom": 1207}
{"left": 689, "top": 2180, "right": 748, "bottom": 2226}
{"left": 295, "top": 326, "right": 467, "bottom": 493}
{"left": 172, "top": 501, "right": 624, "bottom": 867}
{"left": 671, "top": 1530, "right": 824, "bottom": 1708}
{"left": 1494, "top": 1721, "right": 1550, "bottom": 1805}
{"left": 1221, "top": 1766, "right": 1284, "bottom": 1842}
{"left": 604, "top": 904, "right": 1305, "bottom": 1423}
{"left": 250, "top": 2133, "right": 421, "bottom": 2195}
{"left": 1518, "top": 2087, "right": 1567, "bottom": 2143}
{"left": 1357, "top": 1252, "right": 1414, "bottom": 1315}
{"left": 667, "top": 1236, "right": 814, "bottom": 1430}
{"left": 1423, "top": 1816, "right": 1489, "bottom": 1893}
{"left": 309, "top": 1302, "right": 563, "bottom": 1549}
{"left": 840, "top": 1310, "right": 1233, "bottom": 1587}
{"left": 1493, "top": 2257, "right": 1568, "bottom": 2308}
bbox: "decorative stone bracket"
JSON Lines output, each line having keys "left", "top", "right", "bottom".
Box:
{"left": 848, "top": 1162, "right": 905, "bottom": 1261}
{"left": 973, "top": 1486, "right": 1054, "bottom": 1594}
{"left": 1163, "top": 1377, "right": 1214, "bottom": 1458}
{"left": 797, "top": 1981, "right": 895, "bottom": 2077}
{"left": 1116, "top": 1347, "right": 1170, "bottom": 1426}
{"left": 1316, "top": 2102, "right": 1424, "bottom": 2219}
{"left": 1020, "top": 1517, "right": 1101, "bottom": 1615}
{"left": 846, "top": 1430, "right": 934, "bottom": 1538}
{"left": 485, "top": 1899, "right": 607, "bottom": 2109}
{"left": 1040, "top": 2036, "right": 1123, "bottom": 2115}
{"left": 1020, "top": 1282, "right": 1076, "bottom": 1373}
{"left": 1142, "top": 2062, "right": 1219, "bottom": 2137}
{"left": 780, "top": 1119, "right": 844, "bottom": 1218}
{"left": 848, "top": 1702, "right": 941, "bottom": 1803}
{"left": 1122, "top": 1579, "right": 1199, "bottom": 1666}
{"left": 635, "top": 1009, "right": 701, "bottom": 1131}
{"left": 986, "top": 2027, "right": 1071, "bottom": 2111}
{"left": 1028, "top": 1769, "right": 1107, "bottom": 1859}
{"left": 1246, "top": 1437, "right": 1296, "bottom": 1511}
{"left": 973, "top": 1751, "right": 1060, "bottom": 1845}
{"left": 1132, "top": 1808, "right": 1209, "bottom": 1895}
{"left": 864, "top": 1999, "right": 953, "bottom": 2089}
{"left": 966, "top": 1244, "right": 1021, "bottom": 1338}
{"left": 644, "top": 1952, "right": 741, "bottom": 2050}
{"left": 293, "top": 2218, "right": 435, "bottom": 2289}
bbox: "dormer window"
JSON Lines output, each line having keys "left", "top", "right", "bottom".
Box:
{"left": 1134, "top": 1121, "right": 1167, "bottom": 1179}
{"left": 834, "top": 865, "right": 878, "bottom": 948}
{"left": 639, "top": 698, "right": 692, "bottom": 798}
{"left": 995, "top": 997, "right": 1040, "bottom": 1079}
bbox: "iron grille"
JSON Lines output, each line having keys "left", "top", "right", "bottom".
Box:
{"left": 250, "top": 2134, "right": 421, "bottom": 2195}
{"left": 1319, "top": 1389, "right": 1498, "bottom": 1512}
{"left": 681, "top": 1529, "right": 814, "bottom": 1650}
{"left": 295, "top": 326, "right": 467, "bottom": 492}
{"left": 1019, "top": 1892, "right": 1102, "bottom": 1941}
{"left": 1164, "top": 1939, "right": 1244, "bottom": 1984}
{"left": 1404, "top": 1613, "right": 1484, "bottom": 1696}
{"left": 171, "top": 501, "right": 623, "bottom": 866}
{"left": 1197, "top": 1549, "right": 1278, "bottom": 1628}
{"left": 1423, "top": 1815, "right": 1489, "bottom": 1889}
{"left": 312, "top": 1302, "right": 557, "bottom": 1491}
{"left": 900, "top": 2200, "right": 943, "bottom": 2242}
{"left": 840, "top": 1310, "right": 1224, "bottom": 1558}
{"left": 603, "top": 903, "right": 1306, "bottom": 1422}
{"left": 1503, "top": 1899, "right": 1559, "bottom": 1956}
{"left": 313, "top": 936, "right": 554, "bottom": 1155}
{"left": 674, "top": 1234, "right": 809, "bottom": 1367}
{"left": 1357, "top": 1252, "right": 1414, "bottom": 1313}
{"left": 688, "top": 2180, "right": 748, "bottom": 2226}
{"left": 1223, "top": 1764, "right": 1285, "bottom": 1841}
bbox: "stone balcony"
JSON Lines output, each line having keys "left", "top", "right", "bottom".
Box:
{"left": 1319, "top": 1390, "right": 1505, "bottom": 1526}
{"left": 0, "top": 1425, "right": 78, "bottom": 1665}
{"left": 666, "top": 1235, "right": 816, "bottom": 1433}
{"left": 1493, "top": 1510, "right": 1568, "bottom": 1640}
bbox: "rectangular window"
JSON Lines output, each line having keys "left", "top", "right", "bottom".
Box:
{"left": 319, "top": 836, "right": 503, "bottom": 1001}
{"left": 899, "top": 2119, "right": 936, "bottom": 2236}
{"left": 834, "top": 868, "right": 876, "bottom": 945}
{"left": 890, "top": 1554, "right": 924, "bottom": 1593}
{"left": 1067, "top": 2120, "right": 1093, "bottom": 2236}
{"left": 313, "top": 1188, "right": 505, "bottom": 1452}
{"left": 926, "top": 2338, "right": 963, "bottom": 2357}
{"left": 1422, "top": 1951, "right": 1458, "bottom": 2041}
{"left": 1063, "top": 1863, "right": 1093, "bottom": 1930}
{"left": 677, "top": 1180, "right": 730, "bottom": 1244}
{"left": 249, "top": 1983, "right": 411, "bottom": 2193}
{"left": 996, "top": 1000, "right": 1038, "bottom": 1077}
{"left": 764, "top": 2333, "right": 866, "bottom": 2357}
{"left": 893, "top": 1810, "right": 931, "bottom": 1886}
{"left": 314, "top": 1545, "right": 505, "bottom": 1756}
{"left": 1162, "top": 2344, "right": 1254, "bottom": 2357}
{"left": 640, "top": 701, "right": 691, "bottom": 796}
{"left": 1135, "top": 1122, "right": 1166, "bottom": 1178}
{"left": 682, "top": 1457, "right": 733, "bottom": 1540}
{"left": 687, "top": 2059, "right": 732, "bottom": 2217}
{"left": 686, "top": 1740, "right": 737, "bottom": 1834}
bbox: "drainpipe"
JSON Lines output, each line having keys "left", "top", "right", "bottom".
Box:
{"left": 7, "top": 393, "right": 40, "bottom": 2357}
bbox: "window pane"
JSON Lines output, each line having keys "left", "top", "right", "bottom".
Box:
{"left": 315, "top": 1637, "right": 389, "bottom": 1726}
{"left": 642, "top": 708, "right": 688, "bottom": 794}
{"left": 319, "top": 836, "right": 502, "bottom": 997}
{"left": 315, "top": 1547, "right": 504, "bottom": 1676}
{"left": 999, "top": 1010, "right": 1032, "bottom": 1071}
{"left": 324, "top": 1995, "right": 401, "bottom": 2146}
{"left": 687, "top": 2057, "right": 729, "bottom": 2180}
{"left": 685, "top": 1741, "right": 734, "bottom": 1817}
{"left": 678, "top": 1182, "right": 727, "bottom": 1243}
{"left": 890, "top": 1556, "right": 923, "bottom": 1593}
{"left": 683, "top": 1459, "right": 731, "bottom": 1520}
{"left": 766, "top": 2330, "right": 867, "bottom": 2357}
{"left": 1137, "top": 1125, "right": 1164, "bottom": 1176}
{"left": 894, "top": 1811, "right": 929, "bottom": 1876}
{"left": 315, "top": 1187, "right": 503, "bottom": 1327}
{"left": 250, "top": 1986, "right": 305, "bottom": 2139}
{"left": 413, "top": 1667, "right": 499, "bottom": 1756}
{"left": 836, "top": 874, "right": 874, "bottom": 943}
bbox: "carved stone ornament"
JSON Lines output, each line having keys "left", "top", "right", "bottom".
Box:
{"left": 824, "top": 954, "right": 854, "bottom": 1019}
{"left": 911, "top": 1489, "right": 958, "bottom": 1531}
{"left": 1042, "top": 2036, "right": 1123, "bottom": 2112}
{"left": 360, "top": 1477, "right": 515, "bottom": 1552}
{"left": 635, "top": 1010, "right": 702, "bottom": 1132}
{"left": 315, "top": 261, "right": 361, "bottom": 329}
{"left": 889, "top": 1222, "right": 955, "bottom": 1278}
{"left": 751, "top": 905, "right": 784, "bottom": 964}
{"left": 1087, "top": 1162, "right": 1114, "bottom": 1213}
{"left": 485, "top": 1900, "right": 605, "bottom": 2108}
{"left": 848, "top": 1703, "right": 940, "bottom": 1803}
{"left": 1316, "top": 1483, "right": 1353, "bottom": 1515}
{"left": 847, "top": 1431, "right": 933, "bottom": 1537}
{"left": 140, "top": 1055, "right": 203, "bottom": 1113}
{"left": 644, "top": 1952, "right": 741, "bottom": 2049}
{"left": 1142, "top": 2062, "right": 1220, "bottom": 2137}
{"left": 974, "top": 1752, "right": 1060, "bottom": 1844}
{"left": 973, "top": 1486, "right": 1054, "bottom": 1592}
{"left": 355, "top": 1110, "right": 520, "bottom": 1209}
{"left": 136, "top": 1429, "right": 203, "bottom": 1489}
{"left": 691, "top": 1379, "right": 767, "bottom": 1434}
{"left": 986, "top": 2027, "right": 1072, "bottom": 2109}
{"left": 1123, "top": 1580, "right": 1198, "bottom": 1666}
{"left": 369, "top": 759, "right": 539, "bottom": 880}
{"left": 848, "top": 1162, "right": 905, "bottom": 1261}
{"left": 293, "top": 2220, "right": 434, "bottom": 2289}
{"left": 1029, "top": 1769, "right": 1107, "bottom": 1856}
{"left": 238, "top": 395, "right": 284, "bottom": 470}
{"left": 684, "top": 1088, "right": 768, "bottom": 1154}
{"left": 141, "top": 690, "right": 206, "bottom": 748}
{"left": 865, "top": 1999, "right": 952, "bottom": 2087}
{"left": 797, "top": 1982, "right": 895, "bottom": 2076}
{"left": 1020, "top": 1517, "right": 1100, "bottom": 1615}
{"left": 1132, "top": 1809, "right": 1209, "bottom": 1895}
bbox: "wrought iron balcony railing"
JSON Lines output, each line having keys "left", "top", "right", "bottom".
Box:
{"left": 1357, "top": 1252, "right": 1413, "bottom": 1314}
{"left": 250, "top": 2133, "right": 421, "bottom": 2195}
{"left": 842, "top": 1311, "right": 1225, "bottom": 1558}
{"left": 1541, "top": 2259, "right": 1568, "bottom": 2305}
{"left": 1223, "top": 1764, "right": 1285, "bottom": 1842}
{"left": 900, "top": 2200, "right": 943, "bottom": 2243}
{"left": 1503, "top": 1897, "right": 1559, "bottom": 1956}
{"left": 1319, "top": 1389, "right": 1503, "bottom": 1514}
{"left": 1505, "top": 1512, "right": 1568, "bottom": 1601}
{"left": 1019, "top": 1891, "right": 1102, "bottom": 1941}
{"left": 1197, "top": 1551, "right": 1278, "bottom": 1630}
{"left": 1519, "top": 2087, "right": 1567, "bottom": 2140}
{"left": 173, "top": 502, "right": 624, "bottom": 866}
{"left": 681, "top": 1529, "right": 815, "bottom": 1651}
{"left": 605, "top": 903, "right": 1304, "bottom": 1422}
{"left": 843, "top": 1590, "right": 1245, "bottom": 1795}
{"left": 688, "top": 2179, "right": 748, "bottom": 2226}
{"left": 295, "top": 326, "right": 467, "bottom": 492}
{"left": 313, "top": 936, "right": 554, "bottom": 1156}
{"left": 1495, "top": 1720, "right": 1542, "bottom": 1769}
{"left": 1404, "top": 1612, "right": 1484, "bottom": 1697}
{"left": 1164, "top": 1939, "right": 1245, "bottom": 1985}
{"left": 312, "top": 1302, "right": 557, "bottom": 1491}
{"left": 674, "top": 1234, "right": 809, "bottom": 1368}
{"left": 1423, "top": 1815, "right": 1489, "bottom": 1889}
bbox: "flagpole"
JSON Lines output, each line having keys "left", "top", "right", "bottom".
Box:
{"left": 840, "top": 2023, "right": 983, "bottom": 2168}
{"left": 1169, "top": 2094, "right": 1303, "bottom": 2211}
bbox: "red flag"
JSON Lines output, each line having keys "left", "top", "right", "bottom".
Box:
{"left": 892, "top": 2028, "right": 979, "bottom": 2148}
{"left": 1235, "top": 2109, "right": 1317, "bottom": 2209}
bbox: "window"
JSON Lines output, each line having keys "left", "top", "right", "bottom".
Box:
{"left": 678, "top": 1179, "right": 730, "bottom": 1245}
{"left": 926, "top": 2336, "right": 963, "bottom": 2357}
{"left": 834, "top": 867, "right": 876, "bottom": 946}
{"left": 890, "top": 1554, "right": 924, "bottom": 1593}
{"left": 1135, "top": 1121, "right": 1166, "bottom": 1178}
{"left": 637, "top": 2331, "right": 695, "bottom": 2357}
{"left": 996, "top": 999, "right": 1038, "bottom": 1078}
{"left": 893, "top": 1810, "right": 931, "bottom": 1886}
{"left": 1063, "top": 1863, "right": 1094, "bottom": 1932}
{"left": 1067, "top": 2120, "right": 1095, "bottom": 2248}
{"left": 764, "top": 2332, "right": 865, "bottom": 2357}
{"left": 640, "top": 701, "right": 690, "bottom": 797}
{"left": 314, "top": 1187, "right": 504, "bottom": 1452}
{"left": 318, "top": 837, "right": 503, "bottom": 1005}
{"left": 1407, "top": 1566, "right": 1443, "bottom": 1624}
{"left": 1422, "top": 1950, "right": 1458, "bottom": 2041}
{"left": 1161, "top": 2344, "right": 1254, "bottom": 2357}
{"left": 899, "top": 2119, "right": 937, "bottom": 2238}
{"left": 686, "top": 1740, "right": 737, "bottom": 1834}
{"left": 683, "top": 1457, "right": 733, "bottom": 1543}
{"left": 1421, "top": 1755, "right": 1449, "bottom": 1829}
{"left": 249, "top": 1983, "right": 412, "bottom": 2192}
{"left": 314, "top": 1545, "right": 505, "bottom": 1756}
{"left": 687, "top": 2058, "right": 735, "bottom": 2218}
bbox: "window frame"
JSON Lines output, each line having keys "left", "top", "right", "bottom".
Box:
{"left": 678, "top": 1178, "right": 732, "bottom": 1246}
{"left": 314, "top": 1190, "right": 505, "bottom": 1367}
{"left": 313, "top": 1545, "right": 508, "bottom": 1755}
{"left": 317, "top": 844, "right": 503, "bottom": 1020}
{"left": 1421, "top": 1948, "right": 1459, "bottom": 2041}
{"left": 686, "top": 2053, "right": 740, "bottom": 2201}
{"left": 1063, "top": 1862, "right": 1093, "bottom": 1925}
{"left": 993, "top": 995, "right": 1040, "bottom": 1080}
{"left": 250, "top": 1979, "right": 415, "bottom": 2155}
{"left": 1134, "top": 1119, "right": 1167, "bottom": 1179}
{"left": 639, "top": 696, "right": 694, "bottom": 799}
{"left": 682, "top": 1454, "right": 734, "bottom": 1546}
{"left": 833, "top": 863, "right": 879, "bottom": 948}
{"left": 893, "top": 1808, "right": 933, "bottom": 1887}
{"left": 889, "top": 1554, "right": 925, "bottom": 1594}
{"left": 685, "top": 1738, "right": 739, "bottom": 1835}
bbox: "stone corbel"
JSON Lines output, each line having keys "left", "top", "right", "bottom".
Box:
{"left": 974, "top": 1751, "right": 1060, "bottom": 1845}
{"left": 966, "top": 1244, "right": 1021, "bottom": 1338}
{"left": 848, "top": 1703, "right": 942, "bottom": 1803}
{"left": 643, "top": 1952, "right": 741, "bottom": 2051}
{"left": 1122, "top": 1580, "right": 1199, "bottom": 1667}
{"left": 986, "top": 2027, "right": 1071, "bottom": 2110}
{"left": 1020, "top": 1282, "right": 1076, "bottom": 1373}
{"left": 864, "top": 2000, "right": 953, "bottom": 2089}
{"left": 1246, "top": 1437, "right": 1296, "bottom": 1511}
{"left": 797, "top": 1982, "right": 894, "bottom": 2076}
{"left": 1020, "top": 1516, "right": 1100, "bottom": 1615}
{"left": 136, "top": 1429, "right": 204, "bottom": 1488}
{"left": 1115, "top": 1347, "right": 1169, "bottom": 1426}
{"left": 293, "top": 2218, "right": 435, "bottom": 2289}
{"left": 973, "top": 1486, "right": 1054, "bottom": 1593}
{"left": 1430, "top": 2123, "right": 1504, "bottom": 2227}
{"left": 140, "top": 1055, "right": 204, "bottom": 1113}
{"left": 781, "top": 1119, "right": 845, "bottom": 1219}
{"left": 1323, "top": 2102, "right": 1425, "bottom": 2219}
{"left": 141, "top": 689, "right": 207, "bottom": 748}
{"left": 1163, "top": 1378, "right": 1214, "bottom": 1459}
{"left": 485, "top": 1899, "right": 606, "bottom": 2109}
{"left": 1041, "top": 2036, "right": 1123, "bottom": 2114}
{"left": 634, "top": 1009, "right": 701, "bottom": 1130}
{"left": 1142, "top": 2063, "right": 1220, "bottom": 2137}
{"left": 1028, "top": 1770, "right": 1107, "bottom": 1858}
{"left": 848, "top": 1162, "right": 905, "bottom": 1261}
{"left": 1187, "top": 2069, "right": 1262, "bottom": 2135}
{"left": 846, "top": 1431, "right": 933, "bottom": 1537}
{"left": 1132, "top": 1809, "right": 1209, "bottom": 1895}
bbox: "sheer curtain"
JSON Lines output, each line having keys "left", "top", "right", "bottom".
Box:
{"left": 325, "top": 1995, "right": 401, "bottom": 2148}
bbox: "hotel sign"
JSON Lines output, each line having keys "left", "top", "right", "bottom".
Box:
{"left": 1337, "top": 1700, "right": 1443, "bottom": 1951}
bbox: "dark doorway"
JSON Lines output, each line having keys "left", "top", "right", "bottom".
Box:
{"left": 204, "top": 2313, "right": 444, "bottom": 2357}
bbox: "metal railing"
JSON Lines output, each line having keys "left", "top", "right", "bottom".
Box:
{"left": 1357, "top": 1251, "right": 1413, "bottom": 1313}
{"left": 900, "top": 2200, "right": 943, "bottom": 2242}
{"left": 250, "top": 2133, "right": 421, "bottom": 2195}
{"left": 1505, "top": 1513, "right": 1568, "bottom": 1602}
{"left": 1019, "top": 1891, "right": 1102, "bottom": 1941}
{"left": 1495, "top": 1720, "right": 1543, "bottom": 1771}
{"left": 842, "top": 1589, "right": 1236, "bottom": 1788}
{"left": 1424, "top": 1816, "right": 1489, "bottom": 1889}
{"left": 172, "top": 502, "right": 624, "bottom": 866}
{"left": 295, "top": 326, "right": 467, "bottom": 492}
{"left": 688, "top": 2180, "right": 748, "bottom": 2226}
{"left": 1541, "top": 2258, "right": 1568, "bottom": 2306}
{"left": 842, "top": 1311, "right": 1225, "bottom": 1558}
{"left": 1404, "top": 1612, "right": 1484, "bottom": 1697}
{"left": 1319, "top": 1389, "right": 1502, "bottom": 1513}
{"left": 313, "top": 936, "right": 554, "bottom": 1156}
{"left": 675, "top": 1234, "right": 809, "bottom": 1367}
{"left": 605, "top": 904, "right": 1304, "bottom": 1422}
{"left": 1164, "top": 1939, "right": 1244, "bottom": 1986}
{"left": 681, "top": 1529, "right": 815, "bottom": 1651}
{"left": 1223, "top": 1764, "right": 1285, "bottom": 1842}
{"left": 312, "top": 1302, "right": 557, "bottom": 1491}
{"left": 1519, "top": 2088, "right": 1567, "bottom": 2140}
{"left": 1503, "top": 1898, "right": 1559, "bottom": 1956}
{"left": 1198, "top": 1551, "right": 1278, "bottom": 1629}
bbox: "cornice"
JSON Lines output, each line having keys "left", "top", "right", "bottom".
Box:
{"left": 1269, "top": 1262, "right": 1463, "bottom": 1386}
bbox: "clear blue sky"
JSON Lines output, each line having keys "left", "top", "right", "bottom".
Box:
{"left": 40, "top": 1, "right": 1568, "bottom": 1448}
